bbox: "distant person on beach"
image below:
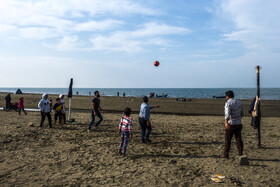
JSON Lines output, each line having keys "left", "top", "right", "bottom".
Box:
{"left": 123, "top": 92, "right": 125, "bottom": 97}
{"left": 18, "top": 97, "right": 27, "bottom": 115}
{"left": 221, "top": 90, "right": 244, "bottom": 159}
{"left": 88, "top": 91, "right": 103, "bottom": 132}
{"left": 53, "top": 98, "right": 64, "bottom": 128}
{"left": 139, "top": 96, "right": 159, "bottom": 143}
{"left": 5, "top": 93, "right": 11, "bottom": 111}
{"left": 38, "top": 93, "right": 52, "bottom": 128}
{"left": 59, "top": 94, "right": 66, "bottom": 123}
{"left": 118, "top": 108, "right": 133, "bottom": 157}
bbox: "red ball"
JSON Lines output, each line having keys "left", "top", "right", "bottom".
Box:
{"left": 154, "top": 61, "right": 160, "bottom": 67}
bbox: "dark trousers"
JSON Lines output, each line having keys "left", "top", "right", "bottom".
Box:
{"left": 139, "top": 117, "right": 152, "bottom": 141}
{"left": 18, "top": 108, "right": 26, "bottom": 115}
{"left": 224, "top": 125, "right": 243, "bottom": 157}
{"left": 40, "top": 112, "right": 52, "bottom": 128}
{"left": 88, "top": 110, "right": 103, "bottom": 129}
{"left": 59, "top": 113, "right": 66, "bottom": 124}
{"left": 5, "top": 102, "right": 10, "bottom": 111}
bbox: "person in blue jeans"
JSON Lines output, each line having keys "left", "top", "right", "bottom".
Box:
{"left": 88, "top": 91, "right": 103, "bottom": 132}
{"left": 138, "top": 96, "right": 159, "bottom": 143}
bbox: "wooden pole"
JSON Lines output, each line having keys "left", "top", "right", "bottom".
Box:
{"left": 68, "top": 98, "right": 72, "bottom": 122}
{"left": 256, "top": 65, "right": 261, "bottom": 148}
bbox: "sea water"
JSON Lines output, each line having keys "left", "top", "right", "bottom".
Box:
{"left": 0, "top": 88, "right": 279, "bottom": 100}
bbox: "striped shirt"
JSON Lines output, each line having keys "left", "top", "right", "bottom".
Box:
{"left": 119, "top": 116, "right": 133, "bottom": 134}
{"left": 225, "top": 98, "right": 244, "bottom": 125}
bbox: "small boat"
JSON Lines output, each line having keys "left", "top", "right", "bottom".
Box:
{"left": 156, "top": 93, "right": 168, "bottom": 98}
{"left": 212, "top": 96, "right": 226, "bottom": 99}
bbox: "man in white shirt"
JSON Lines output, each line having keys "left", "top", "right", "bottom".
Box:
{"left": 221, "top": 90, "right": 244, "bottom": 159}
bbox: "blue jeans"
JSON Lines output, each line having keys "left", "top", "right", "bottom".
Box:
{"left": 88, "top": 110, "right": 103, "bottom": 129}
{"left": 139, "top": 117, "right": 151, "bottom": 141}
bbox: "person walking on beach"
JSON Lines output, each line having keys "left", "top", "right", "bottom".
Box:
{"left": 53, "top": 98, "right": 64, "bottom": 128}
{"left": 118, "top": 108, "right": 133, "bottom": 157}
{"left": 5, "top": 93, "right": 11, "bottom": 111}
{"left": 59, "top": 94, "right": 66, "bottom": 124}
{"left": 88, "top": 91, "right": 103, "bottom": 132}
{"left": 18, "top": 97, "right": 27, "bottom": 115}
{"left": 139, "top": 96, "right": 159, "bottom": 143}
{"left": 221, "top": 90, "right": 244, "bottom": 159}
{"left": 38, "top": 93, "right": 52, "bottom": 128}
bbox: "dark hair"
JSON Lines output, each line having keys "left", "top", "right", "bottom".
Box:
{"left": 94, "top": 91, "right": 99, "bottom": 95}
{"left": 225, "top": 90, "right": 234, "bottom": 98}
{"left": 56, "top": 98, "right": 61, "bottom": 101}
{"left": 143, "top": 96, "right": 149, "bottom": 103}
{"left": 124, "top": 108, "right": 132, "bottom": 116}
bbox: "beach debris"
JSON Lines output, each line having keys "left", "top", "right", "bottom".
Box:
{"left": 169, "top": 159, "right": 177, "bottom": 164}
{"left": 228, "top": 177, "right": 241, "bottom": 186}
{"left": 211, "top": 174, "right": 225, "bottom": 183}
{"left": 237, "top": 155, "right": 249, "bottom": 165}
{"left": 28, "top": 122, "right": 34, "bottom": 127}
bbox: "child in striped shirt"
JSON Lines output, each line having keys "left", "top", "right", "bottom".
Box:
{"left": 118, "top": 108, "right": 133, "bottom": 157}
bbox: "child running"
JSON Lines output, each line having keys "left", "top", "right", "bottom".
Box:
{"left": 18, "top": 97, "right": 27, "bottom": 115}
{"left": 118, "top": 108, "right": 133, "bottom": 157}
{"left": 53, "top": 98, "right": 64, "bottom": 128}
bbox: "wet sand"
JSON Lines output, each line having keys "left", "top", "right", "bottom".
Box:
{"left": 0, "top": 94, "right": 280, "bottom": 186}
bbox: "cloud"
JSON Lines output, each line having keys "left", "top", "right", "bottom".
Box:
{"left": 90, "top": 22, "right": 190, "bottom": 53}
{"left": 0, "top": 0, "right": 155, "bottom": 40}
{"left": 216, "top": 0, "right": 280, "bottom": 52}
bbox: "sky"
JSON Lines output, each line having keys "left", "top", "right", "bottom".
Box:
{"left": 0, "top": 0, "right": 279, "bottom": 88}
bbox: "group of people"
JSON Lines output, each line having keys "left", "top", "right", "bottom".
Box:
{"left": 87, "top": 90, "right": 159, "bottom": 156}
{"left": 4, "top": 93, "right": 27, "bottom": 115}
{"left": 38, "top": 94, "right": 66, "bottom": 128}
{"left": 3, "top": 90, "right": 260, "bottom": 158}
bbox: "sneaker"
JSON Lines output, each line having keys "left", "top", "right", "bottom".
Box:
{"left": 141, "top": 140, "right": 146, "bottom": 143}
{"left": 87, "top": 129, "right": 90, "bottom": 133}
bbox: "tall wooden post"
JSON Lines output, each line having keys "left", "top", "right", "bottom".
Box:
{"left": 256, "top": 66, "right": 261, "bottom": 148}
{"left": 68, "top": 98, "right": 72, "bottom": 122}
{"left": 67, "top": 78, "right": 73, "bottom": 122}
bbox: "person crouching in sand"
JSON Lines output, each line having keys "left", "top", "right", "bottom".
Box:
{"left": 53, "top": 98, "right": 64, "bottom": 128}
{"left": 118, "top": 108, "right": 133, "bottom": 157}
{"left": 38, "top": 93, "right": 52, "bottom": 128}
{"left": 18, "top": 97, "right": 27, "bottom": 115}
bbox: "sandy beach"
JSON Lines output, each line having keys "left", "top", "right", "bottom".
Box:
{"left": 0, "top": 94, "right": 279, "bottom": 186}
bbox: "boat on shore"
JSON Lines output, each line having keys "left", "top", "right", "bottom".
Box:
{"left": 156, "top": 93, "right": 168, "bottom": 98}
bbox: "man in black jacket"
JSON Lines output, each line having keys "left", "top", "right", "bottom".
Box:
{"left": 5, "top": 94, "right": 11, "bottom": 111}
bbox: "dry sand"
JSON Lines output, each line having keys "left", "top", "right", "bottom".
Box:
{"left": 0, "top": 94, "right": 280, "bottom": 186}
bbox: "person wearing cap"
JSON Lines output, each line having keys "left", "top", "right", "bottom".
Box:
{"left": 38, "top": 93, "right": 52, "bottom": 128}
{"left": 138, "top": 96, "right": 159, "bottom": 143}
{"left": 221, "top": 90, "right": 244, "bottom": 159}
{"left": 59, "top": 94, "right": 66, "bottom": 124}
